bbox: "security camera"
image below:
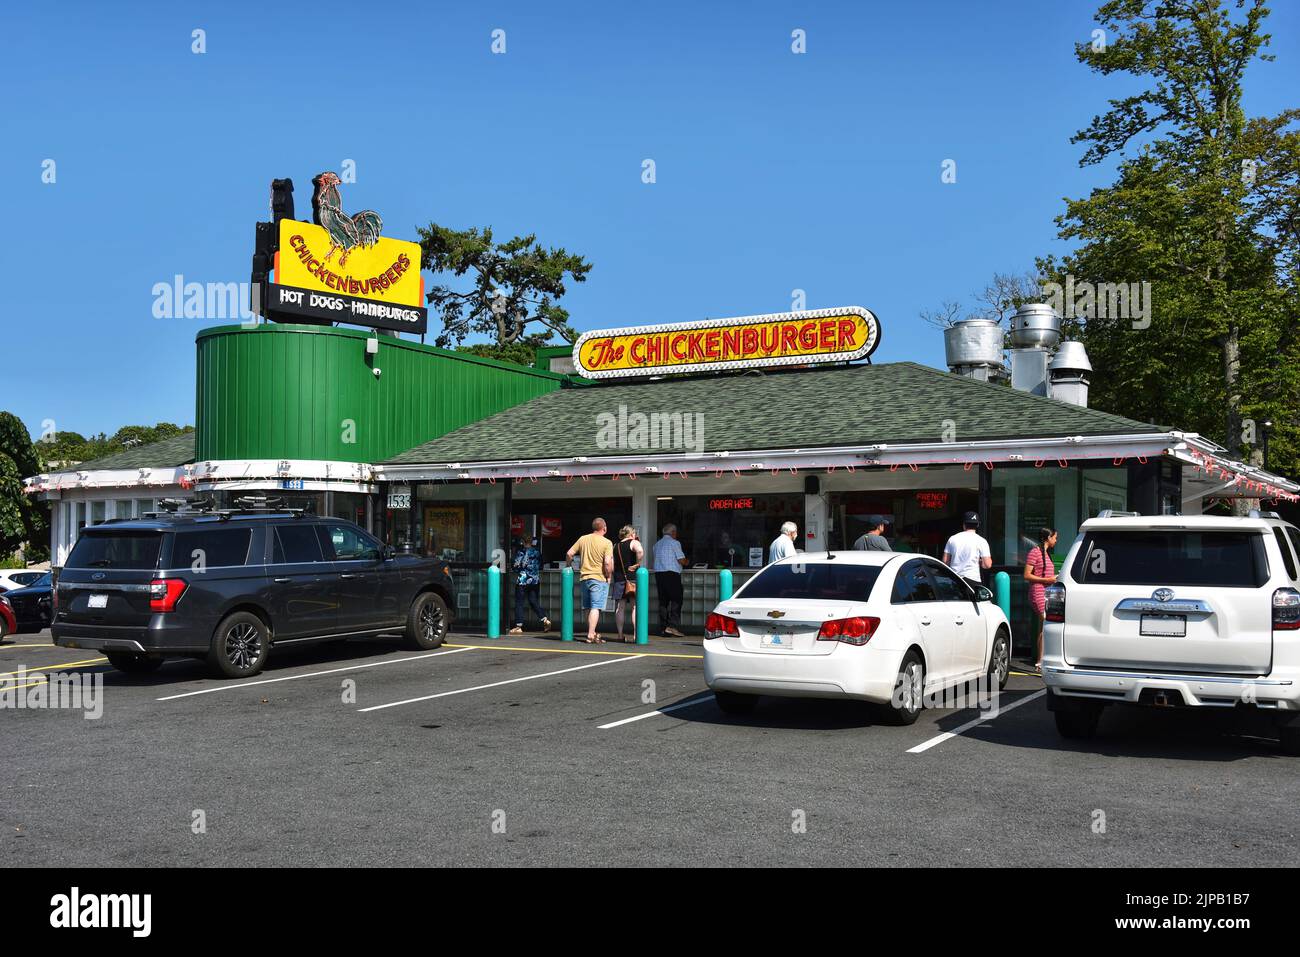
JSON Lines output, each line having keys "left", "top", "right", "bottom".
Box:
{"left": 372, "top": 367, "right": 382, "bottom": 378}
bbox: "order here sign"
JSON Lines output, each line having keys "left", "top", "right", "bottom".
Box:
{"left": 572, "top": 306, "right": 880, "bottom": 379}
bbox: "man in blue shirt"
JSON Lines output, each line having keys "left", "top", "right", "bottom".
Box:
{"left": 652, "top": 523, "right": 689, "bottom": 637}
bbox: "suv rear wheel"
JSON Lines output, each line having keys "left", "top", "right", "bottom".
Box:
{"left": 1054, "top": 705, "right": 1103, "bottom": 740}
{"left": 208, "top": 612, "right": 269, "bottom": 678}
{"left": 106, "top": 652, "right": 163, "bottom": 675}
{"left": 404, "top": 592, "right": 448, "bottom": 650}
{"left": 1280, "top": 725, "right": 1300, "bottom": 757}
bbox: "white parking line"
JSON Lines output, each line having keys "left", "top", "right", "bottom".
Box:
{"left": 156, "top": 647, "right": 476, "bottom": 701}
{"left": 907, "top": 689, "right": 1046, "bottom": 754}
{"left": 598, "top": 692, "right": 715, "bottom": 729}
{"left": 359, "top": 654, "right": 638, "bottom": 713}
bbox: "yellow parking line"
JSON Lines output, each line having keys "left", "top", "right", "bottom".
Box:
{"left": 0, "top": 643, "right": 56, "bottom": 651}
{"left": 0, "top": 657, "right": 108, "bottom": 678}
{"left": 445, "top": 642, "right": 702, "bottom": 660}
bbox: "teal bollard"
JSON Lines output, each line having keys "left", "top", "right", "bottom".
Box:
{"left": 561, "top": 566, "right": 574, "bottom": 642}
{"left": 719, "top": 568, "right": 733, "bottom": 602}
{"left": 635, "top": 566, "right": 649, "bottom": 645}
{"left": 994, "top": 571, "right": 1011, "bottom": 624}
{"left": 486, "top": 566, "right": 501, "bottom": 639}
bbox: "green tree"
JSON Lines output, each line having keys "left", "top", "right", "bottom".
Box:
{"left": 1052, "top": 0, "right": 1299, "bottom": 481}
{"left": 0, "top": 412, "right": 49, "bottom": 560}
{"left": 417, "top": 224, "right": 590, "bottom": 349}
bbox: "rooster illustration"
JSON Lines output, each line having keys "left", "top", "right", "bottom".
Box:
{"left": 310, "top": 171, "right": 384, "bottom": 267}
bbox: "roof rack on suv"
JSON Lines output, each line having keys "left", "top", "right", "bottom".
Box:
{"left": 141, "top": 496, "right": 315, "bottom": 521}
{"left": 142, "top": 497, "right": 216, "bottom": 517}
{"left": 1248, "top": 509, "right": 1282, "bottom": 519}
{"left": 1096, "top": 509, "right": 1142, "bottom": 519}
{"left": 211, "top": 495, "right": 315, "bottom": 521}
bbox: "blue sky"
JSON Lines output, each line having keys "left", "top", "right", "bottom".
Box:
{"left": 3, "top": 0, "right": 1297, "bottom": 441}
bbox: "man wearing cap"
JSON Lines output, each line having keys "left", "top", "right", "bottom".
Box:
{"left": 853, "top": 515, "right": 892, "bottom": 552}
{"left": 943, "top": 511, "right": 992, "bottom": 591}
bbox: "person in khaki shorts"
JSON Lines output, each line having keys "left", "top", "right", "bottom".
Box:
{"left": 566, "top": 518, "right": 614, "bottom": 643}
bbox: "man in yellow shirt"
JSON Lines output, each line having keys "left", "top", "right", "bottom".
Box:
{"left": 567, "top": 518, "right": 615, "bottom": 643}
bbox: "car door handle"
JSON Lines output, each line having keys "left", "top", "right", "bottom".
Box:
{"left": 339, "top": 573, "right": 361, "bottom": 580}
{"left": 955, "top": 617, "right": 965, "bottom": 625}
{"left": 273, "top": 577, "right": 292, "bottom": 584}
{"left": 919, "top": 616, "right": 932, "bottom": 626}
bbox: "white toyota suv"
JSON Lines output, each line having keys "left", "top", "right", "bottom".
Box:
{"left": 1042, "top": 511, "right": 1300, "bottom": 755}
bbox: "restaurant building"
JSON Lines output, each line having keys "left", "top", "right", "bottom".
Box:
{"left": 30, "top": 305, "right": 1298, "bottom": 652}
{"left": 25, "top": 172, "right": 1298, "bottom": 650}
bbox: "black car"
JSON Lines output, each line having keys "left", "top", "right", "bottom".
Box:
{"left": 53, "top": 504, "right": 454, "bottom": 678}
{"left": 5, "top": 573, "right": 53, "bottom": 633}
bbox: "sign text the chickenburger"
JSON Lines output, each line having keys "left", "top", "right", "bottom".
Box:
{"left": 573, "top": 307, "right": 880, "bottom": 379}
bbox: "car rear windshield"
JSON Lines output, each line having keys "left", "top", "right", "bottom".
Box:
{"left": 1070, "top": 530, "right": 1269, "bottom": 588}
{"left": 739, "top": 562, "right": 884, "bottom": 601}
{"left": 170, "top": 528, "right": 253, "bottom": 568}
{"left": 66, "top": 532, "right": 163, "bottom": 570}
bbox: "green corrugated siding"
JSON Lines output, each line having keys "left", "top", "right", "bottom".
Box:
{"left": 195, "top": 324, "right": 568, "bottom": 462}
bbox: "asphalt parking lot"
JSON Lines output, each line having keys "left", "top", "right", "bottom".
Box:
{"left": 2, "top": 628, "right": 1296, "bottom": 867}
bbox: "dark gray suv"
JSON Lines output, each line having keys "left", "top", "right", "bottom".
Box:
{"left": 53, "top": 505, "right": 454, "bottom": 678}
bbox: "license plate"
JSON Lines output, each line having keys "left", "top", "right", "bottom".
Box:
{"left": 1140, "top": 613, "right": 1185, "bottom": 637}
{"left": 88, "top": 594, "right": 108, "bottom": 609}
{"left": 760, "top": 631, "right": 795, "bottom": 650}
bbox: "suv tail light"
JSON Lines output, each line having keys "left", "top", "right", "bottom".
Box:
{"left": 1044, "top": 583, "right": 1066, "bottom": 623}
{"left": 149, "top": 578, "right": 188, "bottom": 613}
{"left": 1273, "top": 587, "right": 1300, "bottom": 631}
{"left": 817, "top": 616, "right": 881, "bottom": 646}
{"left": 704, "top": 613, "right": 739, "bottom": 639}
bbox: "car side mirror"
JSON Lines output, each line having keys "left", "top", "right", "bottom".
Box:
{"left": 383, "top": 545, "right": 396, "bottom": 561}
{"left": 975, "top": 585, "right": 994, "bottom": 602}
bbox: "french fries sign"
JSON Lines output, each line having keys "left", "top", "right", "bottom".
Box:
{"left": 573, "top": 306, "right": 881, "bottom": 379}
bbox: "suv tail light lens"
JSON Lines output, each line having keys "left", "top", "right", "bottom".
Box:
{"left": 704, "top": 613, "right": 739, "bottom": 639}
{"left": 149, "top": 578, "right": 188, "bottom": 613}
{"left": 817, "top": 616, "right": 881, "bottom": 646}
{"left": 1273, "top": 587, "right": 1300, "bottom": 631}
{"left": 1044, "top": 583, "right": 1066, "bottom": 623}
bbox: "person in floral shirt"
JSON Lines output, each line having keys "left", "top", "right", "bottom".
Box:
{"left": 509, "top": 536, "right": 551, "bottom": 634}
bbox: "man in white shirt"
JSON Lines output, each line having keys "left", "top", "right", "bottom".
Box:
{"left": 652, "top": 524, "right": 689, "bottom": 637}
{"left": 943, "top": 511, "right": 992, "bottom": 591}
{"left": 768, "top": 521, "right": 798, "bottom": 564}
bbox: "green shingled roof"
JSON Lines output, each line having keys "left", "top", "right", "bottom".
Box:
{"left": 384, "top": 361, "right": 1162, "bottom": 465}
{"left": 71, "top": 432, "right": 196, "bottom": 471}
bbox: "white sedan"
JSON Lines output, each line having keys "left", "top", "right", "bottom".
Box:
{"left": 703, "top": 551, "right": 1011, "bottom": 724}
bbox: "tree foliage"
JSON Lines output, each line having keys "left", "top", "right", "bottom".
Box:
{"left": 417, "top": 224, "right": 590, "bottom": 349}
{"left": 1051, "top": 0, "right": 1299, "bottom": 477}
{"left": 0, "top": 412, "right": 48, "bottom": 560}
{"left": 35, "top": 422, "right": 192, "bottom": 470}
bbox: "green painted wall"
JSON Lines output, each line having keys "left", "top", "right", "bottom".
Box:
{"left": 195, "top": 324, "right": 570, "bottom": 463}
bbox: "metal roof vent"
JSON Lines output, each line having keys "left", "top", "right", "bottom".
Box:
{"left": 1048, "top": 339, "right": 1092, "bottom": 407}
{"left": 1009, "top": 303, "right": 1062, "bottom": 350}
{"left": 943, "top": 319, "right": 1006, "bottom": 383}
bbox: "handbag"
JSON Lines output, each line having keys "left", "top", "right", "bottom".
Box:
{"left": 619, "top": 541, "right": 637, "bottom": 595}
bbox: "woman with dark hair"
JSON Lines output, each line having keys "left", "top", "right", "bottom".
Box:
{"left": 1024, "top": 527, "right": 1058, "bottom": 674}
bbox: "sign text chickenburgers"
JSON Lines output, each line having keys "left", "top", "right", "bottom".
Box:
{"left": 572, "top": 306, "right": 880, "bottom": 379}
